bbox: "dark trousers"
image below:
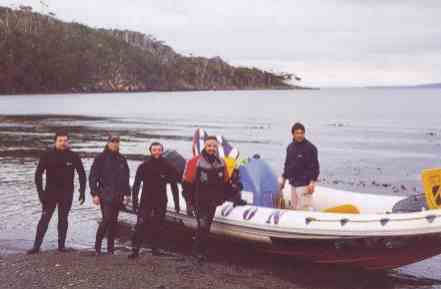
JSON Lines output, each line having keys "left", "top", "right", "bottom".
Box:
{"left": 33, "top": 195, "right": 73, "bottom": 249}
{"left": 95, "top": 202, "right": 120, "bottom": 253}
{"left": 193, "top": 204, "right": 217, "bottom": 255}
{"left": 132, "top": 203, "right": 166, "bottom": 252}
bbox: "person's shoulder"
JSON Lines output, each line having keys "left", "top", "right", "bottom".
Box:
{"left": 39, "top": 148, "right": 52, "bottom": 160}
{"left": 44, "top": 147, "right": 60, "bottom": 157}
{"left": 67, "top": 149, "right": 81, "bottom": 159}
{"left": 95, "top": 151, "right": 105, "bottom": 159}
{"left": 136, "top": 160, "right": 147, "bottom": 172}
{"left": 141, "top": 156, "right": 152, "bottom": 166}
{"left": 93, "top": 151, "right": 108, "bottom": 163}
{"left": 117, "top": 151, "right": 127, "bottom": 159}
{"left": 305, "top": 139, "right": 318, "bottom": 151}
{"left": 161, "top": 157, "right": 174, "bottom": 167}
{"left": 43, "top": 148, "right": 54, "bottom": 155}
{"left": 218, "top": 157, "right": 226, "bottom": 165}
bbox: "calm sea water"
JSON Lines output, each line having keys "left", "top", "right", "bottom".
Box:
{"left": 1, "top": 88, "right": 441, "bottom": 288}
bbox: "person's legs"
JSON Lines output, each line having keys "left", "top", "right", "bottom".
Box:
{"left": 150, "top": 203, "right": 166, "bottom": 253}
{"left": 295, "top": 186, "right": 313, "bottom": 210}
{"left": 107, "top": 204, "right": 120, "bottom": 254}
{"left": 57, "top": 195, "right": 73, "bottom": 251}
{"left": 95, "top": 202, "right": 111, "bottom": 254}
{"left": 290, "top": 186, "right": 299, "bottom": 209}
{"left": 193, "top": 206, "right": 207, "bottom": 256}
{"left": 193, "top": 204, "right": 216, "bottom": 259}
{"left": 129, "top": 206, "right": 152, "bottom": 258}
{"left": 28, "top": 200, "right": 57, "bottom": 254}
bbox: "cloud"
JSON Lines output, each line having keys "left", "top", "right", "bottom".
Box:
{"left": 2, "top": 0, "right": 440, "bottom": 86}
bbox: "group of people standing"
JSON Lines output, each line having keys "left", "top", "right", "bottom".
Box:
{"left": 26, "top": 122, "right": 319, "bottom": 260}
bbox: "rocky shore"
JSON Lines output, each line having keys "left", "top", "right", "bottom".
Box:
{"left": 0, "top": 249, "right": 299, "bottom": 289}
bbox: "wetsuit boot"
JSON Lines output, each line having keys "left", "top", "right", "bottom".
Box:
{"left": 27, "top": 205, "right": 56, "bottom": 255}
{"left": 27, "top": 233, "right": 44, "bottom": 254}
{"left": 57, "top": 197, "right": 72, "bottom": 252}
{"left": 58, "top": 220, "right": 68, "bottom": 252}
{"left": 26, "top": 246, "right": 41, "bottom": 255}
{"left": 128, "top": 247, "right": 140, "bottom": 259}
{"left": 95, "top": 232, "right": 103, "bottom": 255}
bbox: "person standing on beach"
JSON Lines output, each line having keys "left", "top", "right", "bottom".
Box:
{"left": 27, "top": 131, "right": 86, "bottom": 254}
{"left": 89, "top": 134, "right": 130, "bottom": 255}
{"left": 182, "top": 136, "right": 231, "bottom": 261}
{"left": 279, "top": 122, "right": 320, "bottom": 210}
{"left": 128, "top": 142, "right": 180, "bottom": 258}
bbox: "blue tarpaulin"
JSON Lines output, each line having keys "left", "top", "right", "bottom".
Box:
{"left": 239, "top": 158, "right": 278, "bottom": 207}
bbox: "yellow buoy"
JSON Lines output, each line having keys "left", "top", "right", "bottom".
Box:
{"left": 421, "top": 168, "right": 441, "bottom": 209}
{"left": 224, "top": 157, "right": 237, "bottom": 178}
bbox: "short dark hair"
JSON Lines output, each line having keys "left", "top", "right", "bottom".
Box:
{"left": 205, "top": 135, "right": 218, "bottom": 143}
{"left": 291, "top": 122, "right": 305, "bottom": 134}
{"left": 149, "top": 142, "right": 163, "bottom": 152}
{"left": 54, "top": 130, "right": 69, "bottom": 141}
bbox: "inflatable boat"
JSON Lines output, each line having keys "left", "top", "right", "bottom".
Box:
{"left": 145, "top": 168, "right": 441, "bottom": 271}
{"left": 127, "top": 130, "right": 441, "bottom": 270}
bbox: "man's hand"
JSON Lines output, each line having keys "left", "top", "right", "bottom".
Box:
{"left": 278, "top": 177, "right": 286, "bottom": 194}
{"left": 307, "top": 181, "right": 316, "bottom": 194}
{"left": 78, "top": 192, "right": 85, "bottom": 205}
{"left": 93, "top": 195, "right": 100, "bottom": 206}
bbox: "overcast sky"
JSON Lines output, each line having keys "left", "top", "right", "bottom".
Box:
{"left": 3, "top": 0, "right": 440, "bottom": 87}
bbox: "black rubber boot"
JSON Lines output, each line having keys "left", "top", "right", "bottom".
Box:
{"left": 26, "top": 247, "right": 41, "bottom": 255}
{"left": 151, "top": 248, "right": 163, "bottom": 256}
{"left": 128, "top": 249, "right": 139, "bottom": 259}
{"left": 95, "top": 236, "right": 102, "bottom": 256}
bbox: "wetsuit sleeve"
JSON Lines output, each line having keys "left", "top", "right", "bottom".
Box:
{"left": 35, "top": 153, "right": 47, "bottom": 202}
{"left": 224, "top": 168, "right": 241, "bottom": 201}
{"left": 89, "top": 156, "right": 102, "bottom": 197}
{"left": 164, "top": 161, "right": 181, "bottom": 211}
{"left": 311, "top": 145, "right": 320, "bottom": 182}
{"left": 123, "top": 159, "right": 131, "bottom": 196}
{"left": 74, "top": 154, "right": 87, "bottom": 195}
{"left": 132, "top": 164, "right": 143, "bottom": 210}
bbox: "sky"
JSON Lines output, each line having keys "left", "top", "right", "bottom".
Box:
{"left": 2, "top": 0, "right": 441, "bottom": 87}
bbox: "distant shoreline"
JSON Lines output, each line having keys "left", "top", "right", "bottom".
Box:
{"left": 366, "top": 82, "right": 441, "bottom": 90}
{"left": 0, "top": 86, "right": 318, "bottom": 96}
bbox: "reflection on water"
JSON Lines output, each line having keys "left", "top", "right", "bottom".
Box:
{"left": 1, "top": 89, "right": 441, "bottom": 288}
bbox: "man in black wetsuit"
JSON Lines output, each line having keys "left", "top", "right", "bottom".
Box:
{"left": 89, "top": 134, "right": 131, "bottom": 255}
{"left": 27, "top": 131, "right": 86, "bottom": 254}
{"left": 128, "top": 142, "right": 180, "bottom": 258}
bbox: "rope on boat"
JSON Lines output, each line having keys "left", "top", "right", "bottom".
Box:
{"left": 304, "top": 214, "right": 441, "bottom": 226}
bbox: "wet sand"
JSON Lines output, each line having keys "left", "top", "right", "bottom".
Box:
{"left": 0, "top": 250, "right": 299, "bottom": 289}
{"left": 2, "top": 245, "right": 441, "bottom": 289}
